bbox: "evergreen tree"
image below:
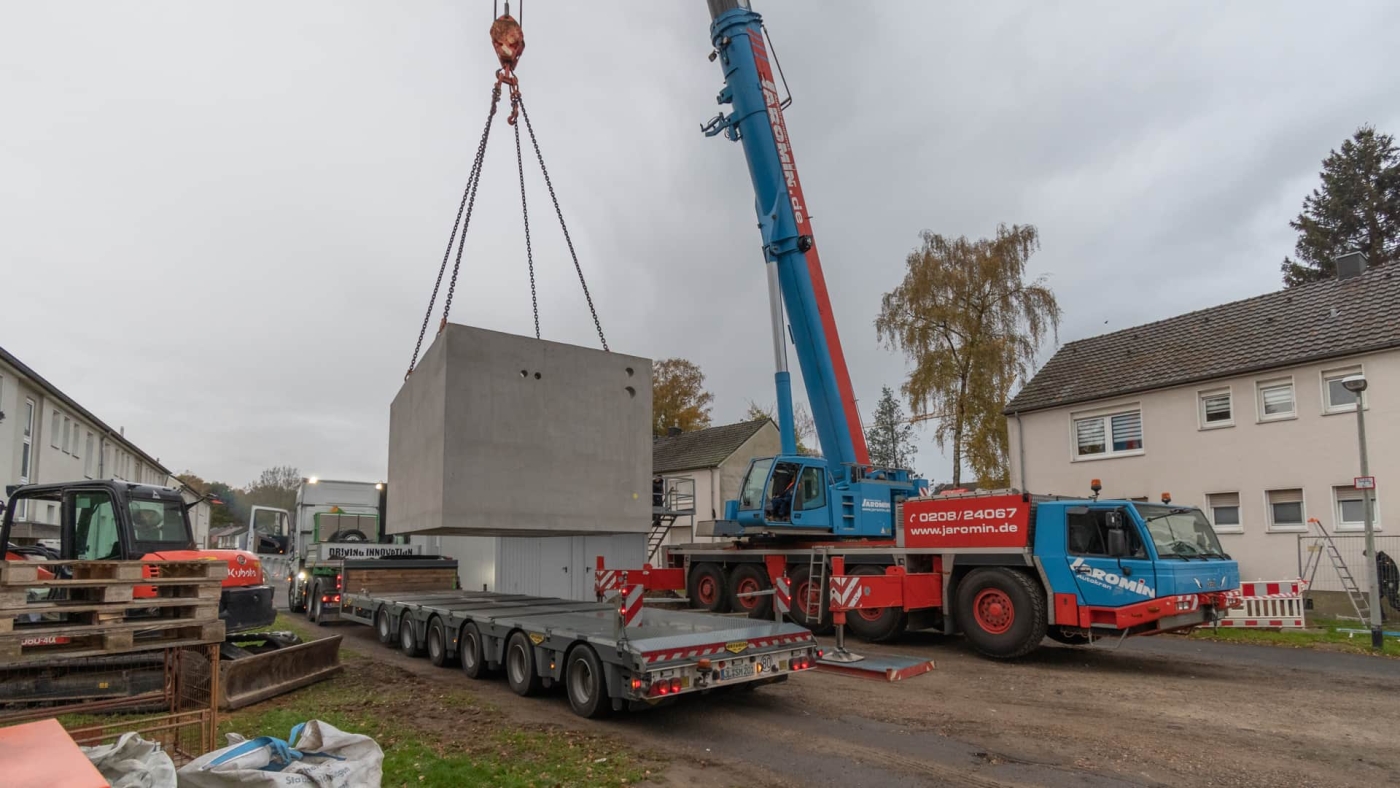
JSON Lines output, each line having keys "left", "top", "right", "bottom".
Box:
{"left": 1282, "top": 126, "right": 1400, "bottom": 286}
{"left": 865, "top": 386, "right": 918, "bottom": 471}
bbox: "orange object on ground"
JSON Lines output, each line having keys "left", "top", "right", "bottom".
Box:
{"left": 0, "top": 718, "right": 108, "bottom": 788}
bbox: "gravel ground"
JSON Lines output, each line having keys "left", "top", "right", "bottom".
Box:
{"left": 313, "top": 612, "right": 1400, "bottom": 788}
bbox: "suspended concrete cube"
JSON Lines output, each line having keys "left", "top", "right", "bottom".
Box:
{"left": 388, "top": 323, "right": 652, "bottom": 537}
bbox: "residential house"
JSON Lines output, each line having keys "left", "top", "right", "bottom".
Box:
{"left": 0, "top": 343, "right": 210, "bottom": 545}
{"left": 649, "top": 419, "right": 781, "bottom": 560}
{"left": 1005, "top": 262, "right": 1398, "bottom": 585}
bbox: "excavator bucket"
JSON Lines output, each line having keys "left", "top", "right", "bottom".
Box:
{"left": 217, "top": 632, "right": 344, "bottom": 711}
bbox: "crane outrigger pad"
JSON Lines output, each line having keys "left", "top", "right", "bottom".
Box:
{"left": 816, "top": 652, "right": 935, "bottom": 682}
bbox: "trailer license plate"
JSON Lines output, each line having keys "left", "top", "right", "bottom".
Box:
{"left": 721, "top": 663, "right": 754, "bottom": 681}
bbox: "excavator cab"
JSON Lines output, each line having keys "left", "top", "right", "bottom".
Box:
{"left": 732, "top": 456, "right": 833, "bottom": 532}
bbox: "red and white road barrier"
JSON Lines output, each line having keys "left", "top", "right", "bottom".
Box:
{"left": 1215, "top": 579, "right": 1307, "bottom": 629}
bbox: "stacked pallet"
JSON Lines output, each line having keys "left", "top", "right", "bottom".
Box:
{"left": 0, "top": 560, "right": 226, "bottom": 663}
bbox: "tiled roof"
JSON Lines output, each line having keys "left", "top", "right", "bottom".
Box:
{"left": 653, "top": 419, "right": 771, "bottom": 473}
{"left": 1006, "top": 265, "right": 1400, "bottom": 414}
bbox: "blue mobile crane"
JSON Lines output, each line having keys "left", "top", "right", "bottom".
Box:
{"left": 700, "top": 0, "right": 926, "bottom": 540}
{"left": 623, "top": 1, "right": 1243, "bottom": 659}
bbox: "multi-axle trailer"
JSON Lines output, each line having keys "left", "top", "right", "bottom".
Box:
{"left": 333, "top": 558, "right": 819, "bottom": 718}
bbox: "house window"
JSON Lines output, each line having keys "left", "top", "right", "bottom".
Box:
{"left": 21, "top": 399, "right": 35, "bottom": 481}
{"left": 1073, "top": 408, "right": 1144, "bottom": 459}
{"left": 1334, "top": 486, "right": 1378, "bottom": 532}
{"left": 1322, "top": 367, "right": 1362, "bottom": 413}
{"left": 51, "top": 410, "right": 61, "bottom": 448}
{"left": 1206, "top": 492, "right": 1242, "bottom": 533}
{"left": 1199, "top": 389, "right": 1232, "bottom": 428}
{"left": 1257, "top": 379, "right": 1295, "bottom": 421}
{"left": 62, "top": 416, "right": 72, "bottom": 454}
{"left": 84, "top": 433, "right": 95, "bottom": 478}
{"left": 1266, "top": 489, "right": 1306, "bottom": 532}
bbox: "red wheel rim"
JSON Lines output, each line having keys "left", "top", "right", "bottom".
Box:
{"left": 973, "top": 589, "right": 1014, "bottom": 634}
{"left": 697, "top": 575, "right": 718, "bottom": 606}
{"left": 735, "top": 577, "right": 761, "bottom": 610}
{"left": 795, "top": 580, "right": 820, "bottom": 617}
{"left": 855, "top": 606, "right": 885, "bottom": 622}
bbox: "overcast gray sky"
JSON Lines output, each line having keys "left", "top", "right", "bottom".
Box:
{"left": 3, "top": 1, "right": 1398, "bottom": 487}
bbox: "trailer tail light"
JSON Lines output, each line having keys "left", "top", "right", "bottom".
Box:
{"left": 336, "top": 574, "right": 343, "bottom": 591}
{"left": 629, "top": 677, "right": 642, "bottom": 691}
{"left": 669, "top": 677, "right": 682, "bottom": 694}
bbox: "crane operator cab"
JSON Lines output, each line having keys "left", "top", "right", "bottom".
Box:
{"left": 719, "top": 455, "right": 924, "bottom": 537}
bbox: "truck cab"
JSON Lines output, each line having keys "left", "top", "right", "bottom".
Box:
{"left": 722, "top": 455, "right": 926, "bottom": 538}
{"left": 1035, "top": 500, "right": 1240, "bottom": 633}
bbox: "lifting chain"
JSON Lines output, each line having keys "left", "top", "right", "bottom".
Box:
{"left": 406, "top": 6, "right": 608, "bottom": 378}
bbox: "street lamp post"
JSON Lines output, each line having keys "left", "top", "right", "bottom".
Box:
{"left": 1341, "top": 374, "right": 1383, "bottom": 651}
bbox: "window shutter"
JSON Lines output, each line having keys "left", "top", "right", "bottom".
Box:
{"left": 1261, "top": 384, "right": 1293, "bottom": 415}
{"left": 1203, "top": 394, "right": 1231, "bottom": 422}
{"left": 1075, "top": 418, "right": 1105, "bottom": 455}
{"left": 1110, "top": 411, "right": 1143, "bottom": 451}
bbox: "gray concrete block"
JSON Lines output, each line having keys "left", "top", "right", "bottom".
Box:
{"left": 388, "top": 323, "right": 652, "bottom": 537}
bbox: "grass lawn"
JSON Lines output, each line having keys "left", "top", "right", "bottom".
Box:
{"left": 1189, "top": 616, "right": 1400, "bottom": 657}
{"left": 213, "top": 614, "right": 659, "bottom": 787}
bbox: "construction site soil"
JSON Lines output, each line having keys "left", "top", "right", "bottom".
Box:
{"left": 328, "top": 621, "right": 1398, "bottom": 787}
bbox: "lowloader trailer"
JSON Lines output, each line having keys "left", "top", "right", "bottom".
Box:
{"left": 334, "top": 558, "right": 820, "bottom": 718}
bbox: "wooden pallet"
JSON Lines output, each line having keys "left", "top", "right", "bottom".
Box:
{"left": 0, "top": 622, "right": 226, "bottom": 663}
{"left": 0, "top": 560, "right": 226, "bottom": 661}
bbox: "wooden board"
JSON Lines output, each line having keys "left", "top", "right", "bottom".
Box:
{"left": 0, "top": 559, "right": 227, "bottom": 586}
{"left": 0, "top": 596, "right": 220, "bottom": 633}
{"left": 342, "top": 567, "right": 457, "bottom": 596}
{"left": 0, "top": 621, "right": 225, "bottom": 662}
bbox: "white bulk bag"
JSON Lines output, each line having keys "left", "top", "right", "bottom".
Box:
{"left": 176, "top": 720, "right": 382, "bottom": 788}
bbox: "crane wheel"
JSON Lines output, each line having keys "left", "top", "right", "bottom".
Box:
{"left": 787, "top": 566, "right": 833, "bottom": 635}
{"left": 565, "top": 645, "right": 611, "bottom": 719}
{"left": 727, "top": 565, "right": 772, "bottom": 619}
{"left": 954, "top": 568, "right": 1048, "bottom": 659}
{"left": 843, "top": 565, "right": 908, "bottom": 643}
{"left": 688, "top": 563, "right": 730, "bottom": 613}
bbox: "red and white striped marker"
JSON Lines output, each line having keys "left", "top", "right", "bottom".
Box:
{"left": 618, "top": 584, "right": 644, "bottom": 629}
{"left": 828, "top": 576, "right": 862, "bottom": 611}
{"left": 774, "top": 575, "right": 791, "bottom": 616}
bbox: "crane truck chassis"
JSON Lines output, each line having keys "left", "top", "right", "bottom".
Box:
{"left": 623, "top": 489, "right": 1242, "bottom": 659}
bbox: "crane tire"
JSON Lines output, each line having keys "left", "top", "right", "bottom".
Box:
{"left": 688, "top": 563, "right": 730, "bottom": 613}
{"left": 955, "top": 568, "right": 1047, "bottom": 659}
{"left": 787, "top": 566, "right": 833, "bottom": 635}
{"left": 727, "top": 564, "right": 773, "bottom": 619}
{"left": 843, "top": 565, "right": 908, "bottom": 643}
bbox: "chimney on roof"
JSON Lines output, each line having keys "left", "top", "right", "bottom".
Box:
{"left": 1335, "top": 251, "right": 1368, "bottom": 281}
{"left": 667, "top": 426, "right": 683, "bottom": 437}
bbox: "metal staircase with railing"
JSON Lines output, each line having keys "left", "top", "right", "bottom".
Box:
{"left": 648, "top": 476, "right": 696, "bottom": 563}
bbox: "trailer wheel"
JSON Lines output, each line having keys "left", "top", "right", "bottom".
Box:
{"left": 564, "top": 645, "right": 610, "bottom": 719}
{"left": 505, "top": 631, "right": 543, "bottom": 696}
{"left": 843, "top": 565, "right": 908, "bottom": 643}
{"left": 954, "top": 568, "right": 1047, "bottom": 659}
{"left": 788, "top": 566, "right": 833, "bottom": 635}
{"left": 288, "top": 580, "right": 306, "bottom": 614}
{"left": 426, "top": 617, "right": 454, "bottom": 667}
{"left": 375, "top": 606, "right": 394, "bottom": 645}
{"left": 688, "top": 563, "right": 730, "bottom": 613}
{"left": 308, "top": 581, "right": 323, "bottom": 624}
{"left": 459, "top": 622, "right": 486, "bottom": 679}
{"left": 399, "top": 616, "right": 423, "bottom": 658}
{"left": 727, "top": 565, "right": 772, "bottom": 619}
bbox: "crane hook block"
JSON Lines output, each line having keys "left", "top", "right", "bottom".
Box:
{"left": 491, "top": 12, "right": 525, "bottom": 77}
